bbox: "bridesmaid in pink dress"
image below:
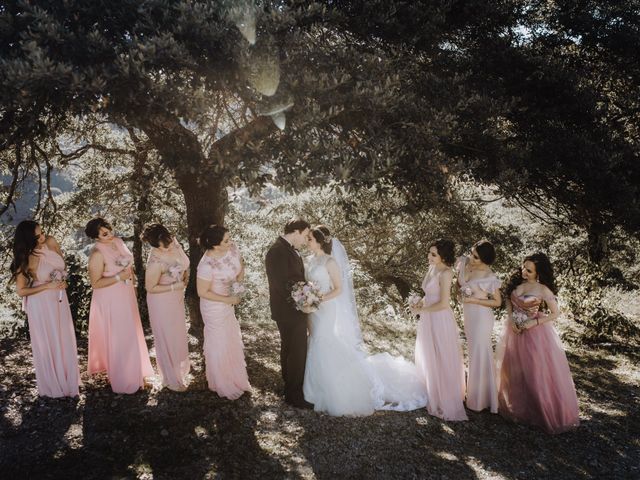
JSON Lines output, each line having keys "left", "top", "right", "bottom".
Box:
{"left": 412, "top": 239, "right": 467, "bottom": 421}
{"left": 10, "top": 221, "right": 80, "bottom": 397}
{"left": 196, "top": 225, "right": 251, "bottom": 400}
{"left": 142, "top": 224, "right": 190, "bottom": 391}
{"left": 456, "top": 240, "right": 502, "bottom": 413}
{"left": 497, "top": 252, "right": 580, "bottom": 434}
{"left": 86, "top": 217, "right": 154, "bottom": 394}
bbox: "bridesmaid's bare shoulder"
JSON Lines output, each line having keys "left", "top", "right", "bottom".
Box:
{"left": 44, "top": 235, "right": 63, "bottom": 254}
{"left": 88, "top": 245, "right": 104, "bottom": 261}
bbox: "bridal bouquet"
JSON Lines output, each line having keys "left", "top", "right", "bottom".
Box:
{"left": 115, "top": 256, "right": 132, "bottom": 284}
{"left": 291, "top": 281, "right": 322, "bottom": 312}
{"left": 230, "top": 281, "right": 246, "bottom": 297}
{"left": 49, "top": 269, "right": 68, "bottom": 302}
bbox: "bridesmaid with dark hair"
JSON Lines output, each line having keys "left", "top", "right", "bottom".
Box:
{"left": 456, "top": 239, "right": 502, "bottom": 413}
{"left": 141, "top": 223, "right": 190, "bottom": 391}
{"left": 86, "top": 217, "right": 153, "bottom": 394}
{"left": 10, "top": 220, "right": 80, "bottom": 397}
{"left": 497, "top": 252, "right": 579, "bottom": 433}
{"left": 196, "top": 225, "right": 251, "bottom": 400}
{"left": 412, "top": 239, "right": 467, "bottom": 421}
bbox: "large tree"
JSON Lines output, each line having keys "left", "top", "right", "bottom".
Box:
{"left": 2, "top": 0, "right": 638, "bottom": 329}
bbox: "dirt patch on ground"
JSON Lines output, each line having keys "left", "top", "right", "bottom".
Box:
{"left": 1, "top": 318, "right": 638, "bottom": 479}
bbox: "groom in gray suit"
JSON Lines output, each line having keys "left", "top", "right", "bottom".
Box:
{"left": 265, "top": 218, "right": 314, "bottom": 409}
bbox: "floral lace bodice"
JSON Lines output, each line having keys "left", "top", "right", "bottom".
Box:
{"left": 305, "top": 254, "right": 333, "bottom": 295}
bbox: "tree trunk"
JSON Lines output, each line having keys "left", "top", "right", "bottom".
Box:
{"left": 136, "top": 114, "right": 228, "bottom": 335}
{"left": 136, "top": 112, "right": 274, "bottom": 334}
{"left": 130, "top": 152, "right": 153, "bottom": 326}
{"left": 587, "top": 222, "right": 610, "bottom": 264}
{"left": 174, "top": 168, "right": 228, "bottom": 335}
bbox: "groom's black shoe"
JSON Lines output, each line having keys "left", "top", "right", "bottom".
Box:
{"left": 286, "top": 397, "right": 314, "bottom": 410}
{"left": 296, "top": 400, "right": 314, "bottom": 410}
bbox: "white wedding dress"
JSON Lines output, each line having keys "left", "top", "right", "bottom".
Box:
{"left": 303, "top": 253, "right": 428, "bottom": 416}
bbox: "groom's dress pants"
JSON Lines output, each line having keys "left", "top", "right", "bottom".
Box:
{"left": 275, "top": 315, "right": 308, "bottom": 406}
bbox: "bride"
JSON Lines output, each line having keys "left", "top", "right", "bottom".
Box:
{"left": 302, "top": 226, "right": 428, "bottom": 416}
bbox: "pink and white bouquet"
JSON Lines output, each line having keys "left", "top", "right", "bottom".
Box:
{"left": 49, "top": 269, "right": 68, "bottom": 302}
{"left": 230, "top": 281, "right": 246, "bottom": 297}
{"left": 115, "top": 256, "right": 132, "bottom": 284}
{"left": 291, "top": 281, "right": 322, "bottom": 312}
{"left": 512, "top": 310, "right": 531, "bottom": 329}
{"left": 168, "top": 264, "right": 184, "bottom": 284}
{"left": 460, "top": 285, "right": 474, "bottom": 298}
{"left": 406, "top": 293, "right": 423, "bottom": 311}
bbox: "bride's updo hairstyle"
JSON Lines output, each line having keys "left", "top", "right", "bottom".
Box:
{"left": 199, "top": 224, "right": 228, "bottom": 250}
{"left": 311, "top": 226, "right": 332, "bottom": 255}
{"left": 429, "top": 238, "right": 456, "bottom": 267}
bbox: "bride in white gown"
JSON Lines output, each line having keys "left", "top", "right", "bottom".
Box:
{"left": 302, "top": 227, "right": 428, "bottom": 416}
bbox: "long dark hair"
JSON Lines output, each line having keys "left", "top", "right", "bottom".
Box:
{"left": 10, "top": 220, "right": 40, "bottom": 282}
{"left": 504, "top": 252, "right": 558, "bottom": 298}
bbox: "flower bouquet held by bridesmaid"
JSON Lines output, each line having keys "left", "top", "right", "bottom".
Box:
{"left": 10, "top": 221, "right": 80, "bottom": 398}
{"left": 196, "top": 225, "right": 251, "bottom": 400}
{"left": 412, "top": 238, "right": 467, "bottom": 421}
{"left": 496, "top": 252, "right": 580, "bottom": 434}
{"left": 85, "top": 217, "right": 154, "bottom": 394}
{"left": 141, "top": 223, "right": 191, "bottom": 392}
{"left": 456, "top": 240, "right": 502, "bottom": 414}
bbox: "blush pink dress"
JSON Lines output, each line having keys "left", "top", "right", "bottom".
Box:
{"left": 23, "top": 245, "right": 80, "bottom": 397}
{"left": 197, "top": 245, "right": 251, "bottom": 400}
{"left": 415, "top": 269, "right": 468, "bottom": 421}
{"left": 146, "top": 241, "right": 190, "bottom": 391}
{"left": 87, "top": 237, "right": 154, "bottom": 394}
{"left": 496, "top": 293, "right": 580, "bottom": 433}
{"left": 457, "top": 260, "right": 501, "bottom": 413}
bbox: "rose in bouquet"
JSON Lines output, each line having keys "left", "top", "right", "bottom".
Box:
{"left": 230, "top": 281, "right": 246, "bottom": 297}
{"left": 49, "top": 269, "right": 68, "bottom": 302}
{"left": 291, "top": 281, "right": 322, "bottom": 313}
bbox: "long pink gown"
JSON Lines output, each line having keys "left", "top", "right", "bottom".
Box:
{"left": 457, "top": 260, "right": 501, "bottom": 413}
{"left": 197, "top": 245, "right": 251, "bottom": 400}
{"left": 23, "top": 245, "right": 80, "bottom": 397}
{"left": 87, "top": 237, "right": 154, "bottom": 394}
{"left": 146, "top": 242, "right": 190, "bottom": 391}
{"left": 497, "top": 293, "right": 580, "bottom": 434}
{"left": 415, "top": 269, "right": 468, "bottom": 421}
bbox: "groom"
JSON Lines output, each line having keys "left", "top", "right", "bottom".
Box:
{"left": 265, "top": 218, "right": 314, "bottom": 409}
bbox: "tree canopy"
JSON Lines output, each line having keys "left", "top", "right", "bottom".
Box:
{"left": 1, "top": 0, "right": 638, "bottom": 266}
